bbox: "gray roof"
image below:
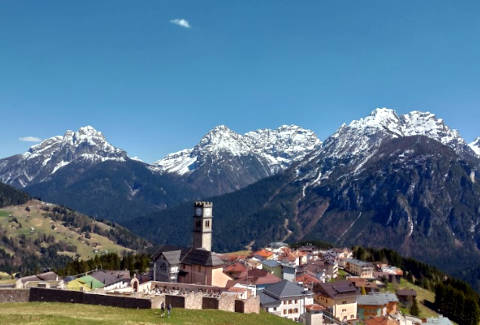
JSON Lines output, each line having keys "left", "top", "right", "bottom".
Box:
{"left": 357, "top": 293, "right": 398, "bottom": 306}
{"left": 182, "top": 249, "right": 224, "bottom": 267}
{"left": 315, "top": 280, "right": 359, "bottom": 299}
{"left": 153, "top": 246, "right": 223, "bottom": 267}
{"left": 262, "top": 260, "right": 280, "bottom": 268}
{"left": 264, "top": 280, "right": 312, "bottom": 299}
{"left": 89, "top": 270, "right": 130, "bottom": 286}
{"left": 162, "top": 250, "right": 183, "bottom": 265}
{"left": 259, "top": 291, "right": 281, "bottom": 307}
{"left": 346, "top": 258, "right": 373, "bottom": 267}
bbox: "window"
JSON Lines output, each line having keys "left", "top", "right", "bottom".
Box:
{"left": 351, "top": 314, "right": 355, "bottom": 319}
{"left": 294, "top": 308, "right": 298, "bottom": 313}
{"left": 283, "top": 310, "right": 287, "bottom": 315}
{"left": 294, "top": 299, "right": 298, "bottom": 304}
{"left": 205, "top": 220, "right": 210, "bottom": 228}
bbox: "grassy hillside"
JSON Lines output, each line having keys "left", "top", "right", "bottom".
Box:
{"left": 0, "top": 199, "right": 150, "bottom": 274}
{"left": 0, "top": 302, "right": 295, "bottom": 325}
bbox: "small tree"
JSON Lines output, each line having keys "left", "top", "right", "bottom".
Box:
{"left": 361, "top": 286, "right": 367, "bottom": 295}
{"left": 410, "top": 298, "right": 420, "bottom": 316}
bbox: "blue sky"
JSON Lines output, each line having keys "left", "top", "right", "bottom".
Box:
{"left": 1, "top": 1, "right": 479, "bottom": 162}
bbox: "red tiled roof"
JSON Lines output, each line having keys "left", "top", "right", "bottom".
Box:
{"left": 253, "top": 249, "right": 273, "bottom": 258}
{"left": 296, "top": 272, "right": 321, "bottom": 285}
{"left": 306, "top": 304, "right": 326, "bottom": 312}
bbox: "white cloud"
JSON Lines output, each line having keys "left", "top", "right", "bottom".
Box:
{"left": 170, "top": 18, "right": 191, "bottom": 29}
{"left": 19, "top": 136, "right": 42, "bottom": 142}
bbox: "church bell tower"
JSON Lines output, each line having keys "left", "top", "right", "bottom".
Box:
{"left": 193, "top": 201, "right": 213, "bottom": 251}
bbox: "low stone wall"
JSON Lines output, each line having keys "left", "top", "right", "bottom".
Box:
{"left": 238, "top": 296, "right": 260, "bottom": 314}
{"left": 165, "top": 295, "right": 185, "bottom": 308}
{"left": 29, "top": 288, "right": 152, "bottom": 309}
{"left": 0, "top": 286, "right": 260, "bottom": 314}
{"left": 202, "top": 297, "right": 219, "bottom": 310}
{"left": 0, "top": 289, "right": 30, "bottom": 303}
{"left": 218, "top": 294, "right": 236, "bottom": 312}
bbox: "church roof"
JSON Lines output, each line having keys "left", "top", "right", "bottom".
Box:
{"left": 153, "top": 246, "right": 223, "bottom": 267}
{"left": 182, "top": 249, "right": 224, "bottom": 267}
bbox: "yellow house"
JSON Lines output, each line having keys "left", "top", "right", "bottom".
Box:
{"left": 314, "top": 280, "right": 359, "bottom": 322}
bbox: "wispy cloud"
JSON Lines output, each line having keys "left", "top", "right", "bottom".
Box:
{"left": 170, "top": 18, "right": 191, "bottom": 29}
{"left": 19, "top": 136, "right": 42, "bottom": 143}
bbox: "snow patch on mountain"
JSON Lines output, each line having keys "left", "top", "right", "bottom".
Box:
{"left": 297, "top": 107, "right": 473, "bottom": 187}
{"left": 0, "top": 126, "right": 127, "bottom": 187}
{"left": 470, "top": 138, "right": 480, "bottom": 156}
{"left": 152, "top": 125, "right": 321, "bottom": 176}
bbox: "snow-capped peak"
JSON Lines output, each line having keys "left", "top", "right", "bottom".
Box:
{"left": 322, "top": 107, "right": 468, "bottom": 160}
{"left": 470, "top": 137, "right": 480, "bottom": 156}
{"left": 153, "top": 124, "right": 321, "bottom": 175}
{"left": 0, "top": 126, "right": 126, "bottom": 187}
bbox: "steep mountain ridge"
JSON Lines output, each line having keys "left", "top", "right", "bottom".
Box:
{"left": 470, "top": 137, "right": 480, "bottom": 156}
{"left": 153, "top": 124, "right": 321, "bottom": 175}
{"left": 0, "top": 126, "right": 127, "bottom": 188}
{"left": 151, "top": 124, "right": 321, "bottom": 196}
{"left": 0, "top": 124, "right": 321, "bottom": 223}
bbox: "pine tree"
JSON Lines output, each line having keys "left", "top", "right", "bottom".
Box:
{"left": 410, "top": 298, "right": 420, "bottom": 317}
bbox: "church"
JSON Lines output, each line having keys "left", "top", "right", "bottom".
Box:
{"left": 152, "top": 201, "right": 232, "bottom": 287}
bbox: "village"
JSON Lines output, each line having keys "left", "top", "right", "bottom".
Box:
{"left": 1, "top": 202, "right": 454, "bottom": 325}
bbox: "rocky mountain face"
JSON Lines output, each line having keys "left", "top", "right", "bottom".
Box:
{"left": 129, "top": 108, "right": 480, "bottom": 289}
{"left": 470, "top": 138, "right": 480, "bottom": 156}
{"left": 151, "top": 124, "right": 321, "bottom": 196}
{"left": 0, "top": 126, "right": 127, "bottom": 188}
{"left": 0, "top": 124, "right": 320, "bottom": 222}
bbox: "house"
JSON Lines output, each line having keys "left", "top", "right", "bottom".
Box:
{"left": 304, "top": 304, "right": 327, "bottom": 325}
{"left": 262, "top": 260, "right": 282, "bottom": 278}
{"left": 299, "top": 259, "right": 338, "bottom": 282}
{"left": 151, "top": 202, "right": 232, "bottom": 287}
{"left": 223, "top": 262, "right": 248, "bottom": 280}
{"left": 296, "top": 271, "right": 321, "bottom": 290}
{"left": 375, "top": 264, "right": 403, "bottom": 283}
{"left": 226, "top": 268, "right": 282, "bottom": 292}
{"left": 67, "top": 275, "right": 104, "bottom": 291}
{"left": 252, "top": 249, "right": 274, "bottom": 261}
{"left": 281, "top": 263, "right": 296, "bottom": 282}
{"left": 15, "top": 271, "right": 63, "bottom": 289}
{"left": 395, "top": 289, "right": 416, "bottom": 308}
{"left": 348, "top": 277, "right": 380, "bottom": 293}
{"left": 313, "top": 280, "right": 359, "bottom": 322}
{"left": 259, "top": 280, "right": 314, "bottom": 322}
{"left": 357, "top": 293, "right": 399, "bottom": 320}
{"left": 89, "top": 270, "right": 131, "bottom": 291}
{"left": 323, "top": 248, "right": 353, "bottom": 267}
{"left": 345, "top": 258, "right": 374, "bottom": 278}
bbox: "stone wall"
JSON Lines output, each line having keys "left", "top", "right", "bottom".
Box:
{"left": 240, "top": 296, "right": 260, "bottom": 314}
{"left": 29, "top": 288, "right": 152, "bottom": 309}
{"left": 185, "top": 292, "right": 203, "bottom": 310}
{"left": 0, "top": 289, "right": 30, "bottom": 303}
{"left": 202, "top": 297, "right": 219, "bottom": 310}
{"left": 218, "top": 293, "right": 235, "bottom": 312}
{"left": 165, "top": 295, "right": 185, "bottom": 308}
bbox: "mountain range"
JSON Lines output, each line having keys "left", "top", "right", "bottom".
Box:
{"left": 1, "top": 108, "right": 480, "bottom": 289}
{"left": 0, "top": 124, "right": 320, "bottom": 222}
